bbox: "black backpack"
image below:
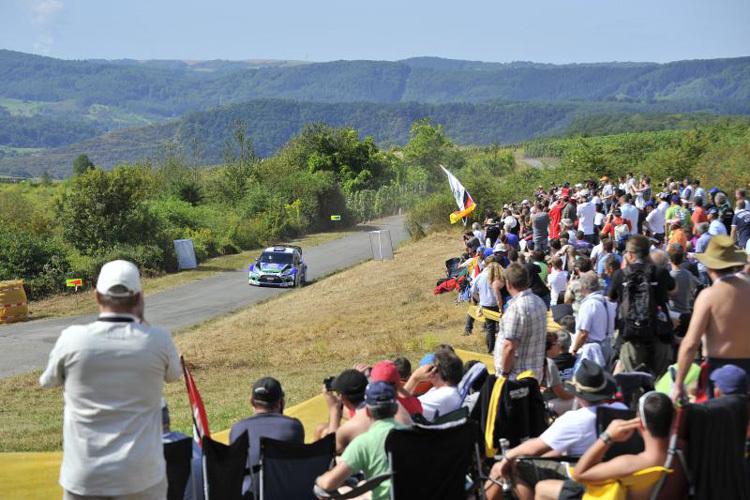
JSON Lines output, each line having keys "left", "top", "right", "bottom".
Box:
{"left": 619, "top": 265, "right": 657, "bottom": 343}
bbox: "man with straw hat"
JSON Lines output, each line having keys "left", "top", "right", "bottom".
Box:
{"left": 673, "top": 235, "right": 750, "bottom": 401}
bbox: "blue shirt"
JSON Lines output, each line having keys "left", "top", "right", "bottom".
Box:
{"left": 695, "top": 233, "right": 713, "bottom": 273}
{"left": 471, "top": 268, "right": 499, "bottom": 307}
{"left": 596, "top": 252, "right": 622, "bottom": 276}
{"left": 505, "top": 232, "right": 520, "bottom": 249}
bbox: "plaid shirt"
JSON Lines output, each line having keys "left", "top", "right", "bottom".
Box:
{"left": 494, "top": 289, "right": 547, "bottom": 380}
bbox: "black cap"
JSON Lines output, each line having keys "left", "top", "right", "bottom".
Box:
{"left": 252, "top": 377, "right": 284, "bottom": 406}
{"left": 331, "top": 369, "right": 368, "bottom": 397}
{"left": 563, "top": 359, "right": 617, "bottom": 403}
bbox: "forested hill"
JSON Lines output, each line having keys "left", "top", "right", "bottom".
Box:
{"left": 2, "top": 50, "right": 749, "bottom": 117}
{"left": 4, "top": 98, "right": 750, "bottom": 179}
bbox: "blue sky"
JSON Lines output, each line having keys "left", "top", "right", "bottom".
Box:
{"left": 1, "top": 0, "right": 748, "bottom": 63}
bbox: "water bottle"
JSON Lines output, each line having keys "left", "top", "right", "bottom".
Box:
{"left": 499, "top": 438, "right": 513, "bottom": 496}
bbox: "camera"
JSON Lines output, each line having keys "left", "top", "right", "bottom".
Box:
{"left": 323, "top": 376, "right": 335, "bottom": 391}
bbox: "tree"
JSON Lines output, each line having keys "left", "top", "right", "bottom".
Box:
{"left": 57, "top": 166, "right": 158, "bottom": 255}
{"left": 218, "top": 120, "right": 258, "bottom": 205}
{"left": 41, "top": 171, "right": 52, "bottom": 187}
{"left": 72, "top": 154, "right": 95, "bottom": 176}
{"left": 402, "top": 119, "right": 462, "bottom": 181}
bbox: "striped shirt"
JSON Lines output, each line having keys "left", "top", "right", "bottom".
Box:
{"left": 494, "top": 289, "right": 548, "bottom": 380}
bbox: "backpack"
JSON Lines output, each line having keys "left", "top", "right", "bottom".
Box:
{"left": 619, "top": 265, "right": 657, "bottom": 343}
{"left": 614, "top": 221, "right": 630, "bottom": 243}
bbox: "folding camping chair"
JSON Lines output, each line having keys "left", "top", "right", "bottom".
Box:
{"left": 164, "top": 438, "right": 194, "bottom": 500}
{"left": 386, "top": 419, "right": 486, "bottom": 500}
{"left": 315, "top": 420, "right": 484, "bottom": 500}
{"left": 259, "top": 433, "right": 335, "bottom": 500}
{"left": 470, "top": 371, "right": 549, "bottom": 458}
{"left": 202, "top": 432, "right": 249, "bottom": 500}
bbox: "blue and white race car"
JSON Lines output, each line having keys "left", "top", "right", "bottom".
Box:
{"left": 248, "top": 246, "right": 308, "bottom": 287}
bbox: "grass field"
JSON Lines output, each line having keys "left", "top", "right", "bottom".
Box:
{"left": 25, "top": 229, "right": 353, "bottom": 321}
{"left": 0, "top": 230, "right": 483, "bottom": 452}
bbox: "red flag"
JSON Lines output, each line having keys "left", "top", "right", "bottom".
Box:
{"left": 181, "top": 356, "right": 210, "bottom": 445}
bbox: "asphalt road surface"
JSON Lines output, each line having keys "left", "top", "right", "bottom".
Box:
{"left": 0, "top": 215, "right": 408, "bottom": 379}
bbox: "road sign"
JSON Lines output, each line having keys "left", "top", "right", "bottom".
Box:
{"left": 330, "top": 215, "right": 341, "bottom": 221}
{"left": 66, "top": 278, "right": 83, "bottom": 287}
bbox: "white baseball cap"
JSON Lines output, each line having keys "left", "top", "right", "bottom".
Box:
{"left": 96, "top": 260, "right": 142, "bottom": 297}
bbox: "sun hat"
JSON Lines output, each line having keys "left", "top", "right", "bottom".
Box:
{"left": 694, "top": 235, "right": 747, "bottom": 270}
{"left": 564, "top": 359, "right": 617, "bottom": 402}
{"left": 96, "top": 260, "right": 142, "bottom": 297}
{"left": 600, "top": 176, "right": 609, "bottom": 182}
{"left": 252, "top": 377, "right": 284, "bottom": 405}
{"left": 331, "top": 369, "right": 368, "bottom": 397}
{"left": 709, "top": 365, "right": 749, "bottom": 395}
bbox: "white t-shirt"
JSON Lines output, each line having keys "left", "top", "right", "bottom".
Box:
{"left": 547, "top": 270, "right": 569, "bottom": 305}
{"left": 577, "top": 202, "right": 596, "bottom": 235}
{"left": 590, "top": 242, "right": 604, "bottom": 266}
{"left": 540, "top": 402, "right": 627, "bottom": 456}
{"left": 709, "top": 219, "right": 728, "bottom": 236}
{"left": 40, "top": 314, "right": 181, "bottom": 496}
{"left": 646, "top": 208, "right": 665, "bottom": 235}
{"left": 418, "top": 386, "right": 461, "bottom": 422}
{"left": 620, "top": 203, "right": 639, "bottom": 232}
{"left": 657, "top": 201, "right": 669, "bottom": 218}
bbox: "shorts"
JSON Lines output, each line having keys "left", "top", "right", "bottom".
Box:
{"left": 559, "top": 479, "right": 586, "bottom": 500}
{"left": 515, "top": 458, "right": 571, "bottom": 488}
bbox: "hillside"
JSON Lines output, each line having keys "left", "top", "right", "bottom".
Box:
{"left": 2, "top": 50, "right": 749, "bottom": 117}
{"left": 3, "top": 98, "right": 750, "bottom": 178}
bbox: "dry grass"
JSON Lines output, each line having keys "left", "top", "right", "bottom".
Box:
{"left": 24, "top": 230, "right": 352, "bottom": 321}
{"left": 0, "top": 230, "right": 484, "bottom": 452}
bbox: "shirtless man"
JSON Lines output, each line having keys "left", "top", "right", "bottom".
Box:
{"left": 534, "top": 392, "right": 674, "bottom": 500}
{"left": 673, "top": 235, "right": 750, "bottom": 401}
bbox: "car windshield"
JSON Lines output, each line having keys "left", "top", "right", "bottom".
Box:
{"left": 259, "top": 252, "right": 293, "bottom": 265}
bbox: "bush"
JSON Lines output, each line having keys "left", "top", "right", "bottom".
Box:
{"left": 0, "top": 233, "right": 71, "bottom": 300}
{"left": 406, "top": 192, "right": 456, "bottom": 238}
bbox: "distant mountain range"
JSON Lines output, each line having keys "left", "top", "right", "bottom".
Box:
{"left": 0, "top": 50, "right": 749, "bottom": 177}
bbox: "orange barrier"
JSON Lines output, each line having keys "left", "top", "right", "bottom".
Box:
{"left": 0, "top": 280, "right": 28, "bottom": 324}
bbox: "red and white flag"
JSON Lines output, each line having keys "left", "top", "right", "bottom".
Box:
{"left": 181, "top": 356, "right": 210, "bottom": 446}
{"left": 440, "top": 165, "right": 476, "bottom": 224}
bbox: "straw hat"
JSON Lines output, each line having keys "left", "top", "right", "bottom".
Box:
{"left": 694, "top": 235, "right": 746, "bottom": 270}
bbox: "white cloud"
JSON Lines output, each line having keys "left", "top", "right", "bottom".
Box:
{"left": 31, "top": 0, "right": 64, "bottom": 26}
{"left": 27, "top": 0, "right": 64, "bottom": 54}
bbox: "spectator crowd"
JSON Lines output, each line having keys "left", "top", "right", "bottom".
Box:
{"left": 38, "top": 174, "right": 750, "bottom": 500}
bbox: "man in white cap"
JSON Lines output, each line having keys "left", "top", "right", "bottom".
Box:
{"left": 40, "top": 260, "right": 181, "bottom": 500}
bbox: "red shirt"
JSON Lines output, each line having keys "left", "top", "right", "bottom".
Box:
{"left": 691, "top": 207, "right": 707, "bottom": 227}
{"left": 398, "top": 395, "right": 423, "bottom": 416}
{"left": 549, "top": 203, "right": 564, "bottom": 239}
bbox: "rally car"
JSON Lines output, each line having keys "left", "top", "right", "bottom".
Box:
{"left": 248, "top": 246, "right": 307, "bottom": 287}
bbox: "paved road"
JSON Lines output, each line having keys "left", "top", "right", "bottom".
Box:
{"left": 0, "top": 215, "right": 408, "bottom": 378}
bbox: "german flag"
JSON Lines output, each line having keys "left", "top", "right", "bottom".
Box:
{"left": 441, "top": 165, "right": 476, "bottom": 224}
